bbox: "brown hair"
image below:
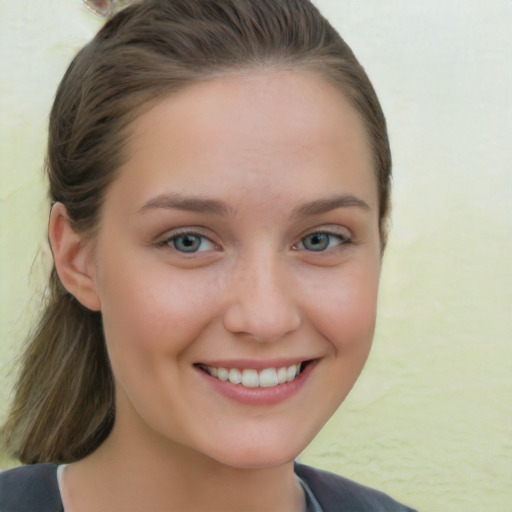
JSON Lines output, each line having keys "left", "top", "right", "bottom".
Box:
{"left": 1, "top": 0, "right": 391, "bottom": 464}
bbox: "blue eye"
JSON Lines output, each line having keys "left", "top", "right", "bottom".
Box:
{"left": 168, "top": 233, "right": 216, "bottom": 253}
{"left": 298, "top": 232, "right": 349, "bottom": 252}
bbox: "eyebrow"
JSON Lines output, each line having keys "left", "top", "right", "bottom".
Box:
{"left": 290, "top": 194, "right": 371, "bottom": 220}
{"left": 137, "top": 193, "right": 233, "bottom": 216}
{"left": 136, "top": 192, "right": 370, "bottom": 218}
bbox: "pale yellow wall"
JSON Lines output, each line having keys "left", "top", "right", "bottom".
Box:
{"left": 1, "top": 1, "right": 511, "bottom": 511}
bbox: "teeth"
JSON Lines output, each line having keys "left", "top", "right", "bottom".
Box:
{"left": 259, "top": 368, "right": 278, "bottom": 387}
{"left": 286, "top": 365, "right": 297, "bottom": 382}
{"left": 217, "top": 367, "right": 229, "bottom": 381}
{"left": 228, "top": 368, "right": 242, "bottom": 384}
{"left": 202, "top": 363, "right": 302, "bottom": 388}
{"left": 241, "top": 369, "right": 259, "bottom": 388}
{"left": 277, "top": 367, "right": 288, "bottom": 384}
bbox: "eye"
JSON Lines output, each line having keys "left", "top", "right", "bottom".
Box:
{"left": 296, "top": 231, "right": 350, "bottom": 252}
{"left": 164, "top": 232, "right": 217, "bottom": 253}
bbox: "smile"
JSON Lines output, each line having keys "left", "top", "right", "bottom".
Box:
{"left": 198, "top": 363, "right": 304, "bottom": 388}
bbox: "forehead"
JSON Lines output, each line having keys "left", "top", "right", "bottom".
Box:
{"left": 111, "top": 69, "right": 377, "bottom": 214}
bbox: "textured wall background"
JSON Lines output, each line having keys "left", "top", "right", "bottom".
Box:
{"left": 1, "top": 1, "right": 511, "bottom": 511}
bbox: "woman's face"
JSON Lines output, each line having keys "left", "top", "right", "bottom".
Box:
{"left": 88, "top": 69, "right": 381, "bottom": 469}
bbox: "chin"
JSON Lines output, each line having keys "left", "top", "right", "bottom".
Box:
{"left": 212, "top": 450, "right": 298, "bottom": 471}
{"left": 200, "top": 428, "right": 314, "bottom": 471}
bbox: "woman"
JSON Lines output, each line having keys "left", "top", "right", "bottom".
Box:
{"left": 0, "top": 1, "right": 415, "bottom": 510}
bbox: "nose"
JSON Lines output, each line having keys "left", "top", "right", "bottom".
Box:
{"left": 222, "top": 253, "right": 302, "bottom": 342}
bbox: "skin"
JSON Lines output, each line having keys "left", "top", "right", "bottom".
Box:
{"left": 50, "top": 69, "right": 382, "bottom": 511}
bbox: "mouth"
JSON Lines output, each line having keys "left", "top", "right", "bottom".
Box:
{"left": 195, "top": 361, "right": 311, "bottom": 389}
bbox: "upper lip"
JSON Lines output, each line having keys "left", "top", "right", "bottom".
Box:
{"left": 194, "top": 358, "right": 316, "bottom": 370}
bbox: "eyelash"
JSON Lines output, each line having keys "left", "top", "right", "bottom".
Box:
{"left": 156, "top": 228, "right": 352, "bottom": 254}
{"left": 156, "top": 230, "right": 218, "bottom": 254}
{"left": 293, "top": 229, "right": 352, "bottom": 252}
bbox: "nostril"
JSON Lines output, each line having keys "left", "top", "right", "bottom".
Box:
{"left": 222, "top": 266, "right": 301, "bottom": 341}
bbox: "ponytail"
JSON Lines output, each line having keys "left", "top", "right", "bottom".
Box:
{"left": 1, "top": 270, "right": 114, "bottom": 464}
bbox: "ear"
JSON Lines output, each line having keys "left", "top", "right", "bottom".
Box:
{"left": 49, "top": 202, "right": 101, "bottom": 311}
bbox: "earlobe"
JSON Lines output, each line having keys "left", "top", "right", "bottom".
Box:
{"left": 48, "top": 202, "right": 101, "bottom": 311}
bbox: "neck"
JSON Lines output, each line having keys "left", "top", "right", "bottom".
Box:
{"left": 61, "top": 418, "right": 305, "bottom": 512}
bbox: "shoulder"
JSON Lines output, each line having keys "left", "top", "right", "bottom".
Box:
{"left": 294, "top": 462, "right": 417, "bottom": 512}
{"left": 0, "top": 463, "right": 63, "bottom": 512}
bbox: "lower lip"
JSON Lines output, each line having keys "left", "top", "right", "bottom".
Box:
{"left": 195, "top": 361, "right": 317, "bottom": 406}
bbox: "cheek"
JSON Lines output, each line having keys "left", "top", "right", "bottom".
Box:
{"left": 95, "top": 256, "right": 222, "bottom": 365}
{"left": 304, "top": 261, "right": 380, "bottom": 354}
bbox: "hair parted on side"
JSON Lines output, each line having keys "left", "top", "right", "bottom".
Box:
{"left": 1, "top": 0, "right": 391, "bottom": 464}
